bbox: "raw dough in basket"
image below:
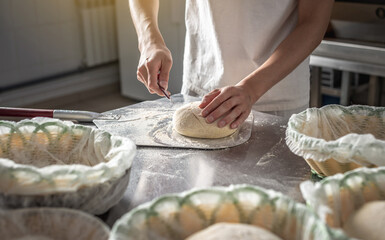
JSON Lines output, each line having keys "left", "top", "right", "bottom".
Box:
{"left": 173, "top": 102, "right": 237, "bottom": 138}
{"left": 186, "top": 223, "right": 282, "bottom": 240}
{"left": 343, "top": 201, "right": 385, "bottom": 240}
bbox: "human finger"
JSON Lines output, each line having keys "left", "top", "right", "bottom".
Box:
{"left": 137, "top": 65, "right": 148, "bottom": 84}
{"left": 138, "top": 66, "right": 156, "bottom": 93}
{"left": 137, "top": 70, "right": 146, "bottom": 85}
{"left": 199, "top": 89, "right": 221, "bottom": 110}
{"left": 158, "top": 57, "right": 172, "bottom": 90}
{"left": 230, "top": 111, "right": 250, "bottom": 129}
{"left": 146, "top": 59, "right": 164, "bottom": 96}
{"left": 138, "top": 64, "right": 157, "bottom": 94}
{"left": 216, "top": 105, "right": 244, "bottom": 128}
{"left": 204, "top": 95, "right": 238, "bottom": 124}
{"left": 140, "top": 69, "right": 155, "bottom": 94}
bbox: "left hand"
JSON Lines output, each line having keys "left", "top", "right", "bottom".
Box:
{"left": 199, "top": 85, "right": 255, "bottom": 129}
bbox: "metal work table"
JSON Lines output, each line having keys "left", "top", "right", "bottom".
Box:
{"left": 310, "top": 39, "right": 385, "bottom": 107}
{"left": 99, "top": 96, "right": 312, "bottom": 227}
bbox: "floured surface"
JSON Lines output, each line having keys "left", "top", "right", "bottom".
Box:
{"left": 102, "top": 106, "right": 314, "bottom": 228}
{"left": 94, "top": 95, "right": 253, "bottom": 149}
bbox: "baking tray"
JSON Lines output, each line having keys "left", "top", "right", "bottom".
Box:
{"left": 94, "top": 94, "right": 253, "bottom": 149}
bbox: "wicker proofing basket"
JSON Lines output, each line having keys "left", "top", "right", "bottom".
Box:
{"left": 285, "top": 105, "right": 385, "bottom": 177}
{"left": 109, "top": 185, "right": 351, "bottom": 240}
{"left": 0, "top": 207, "right": 110, "bottom": 240}
{"left": 0, "top": 118, "right": 136, "bottom": 215}
{"left": 300, "top": 167, "right": 385, "bottom": 229}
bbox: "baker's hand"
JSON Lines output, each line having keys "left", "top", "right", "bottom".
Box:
{"left": 137, "top": 44, "right": 173, "bottom": 96}
{"left": 199, "top": 85, "right": 255, "bottom": 129}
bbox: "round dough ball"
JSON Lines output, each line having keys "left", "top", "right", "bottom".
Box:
{"left": 343, "top": 201, "right": 385, "bottom": 240}
{"left": 173, "top": 102, "right": 237, "bottom": 139}
{"left": 186, "top": 223, "right": 282, "bottom": 240}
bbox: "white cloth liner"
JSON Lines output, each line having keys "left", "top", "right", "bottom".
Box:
{"left": 0, "top": 207, "right": 110, "bottom": 240}
{"left": 300, "top": 167, "right": 385, "bottom": 228}
{"left": 286, "top": 105, "right": 385, "bottom": 166}
{"left": 0, "top": 118, "right": 136, "bottom": 214}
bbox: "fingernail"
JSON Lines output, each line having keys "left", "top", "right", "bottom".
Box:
{"left": 201, "top": 110, "right": 207, "bottom": 117}
{"left": 159, "top": 81, "right": 167, "bottom": 88}
{"left": 231, "top": 123, "right": 238, "bottom": 129}
{"left": 218, "top": 121, "right": 226, "bottom": 128}
{"left": 207, "top": 116, "right": 214, "bottom": 123}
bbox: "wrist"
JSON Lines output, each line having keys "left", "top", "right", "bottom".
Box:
{"left": 237, "top": 78, "right": 264, "bottom": 104}
{"left": 237, "top": 66, "right": 282, "bottom": 104}
{"left": 138, "top": 29, "right": 166, "bottom": 52}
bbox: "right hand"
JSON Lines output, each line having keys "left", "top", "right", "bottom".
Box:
{"left": 137, "top": 44, "right": 173, "bottom": 96}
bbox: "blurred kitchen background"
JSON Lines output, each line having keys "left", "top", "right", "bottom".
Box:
{"left": 0, "top": 0, "right": 384, "bottom": 113}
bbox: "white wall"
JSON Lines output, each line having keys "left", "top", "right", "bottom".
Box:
{"left": 0, "top": 0, "right": 83, "bottom": 89}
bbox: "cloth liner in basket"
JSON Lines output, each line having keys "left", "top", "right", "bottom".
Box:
{"left": 0, "top": 207, "right": 110, "bottom": 240}
{"left": 109, "top": 184, "right": 351, "bottom": 240}
{"left": 285, "top": 104, "right": 385, "bottom": 177}
{"left": 0, "top": 118, "right": 136, "bottom": 215}
{"left": 300, "top": 167, "right": 385, "bottom": 229}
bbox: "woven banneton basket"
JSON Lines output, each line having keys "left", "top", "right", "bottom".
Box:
{"left": 110, "top": 185, "right": 351, "bottom": 240}
{"left": 301, "top": 167, "right": 385, "bottom": 229}
{"left": 286, "top": 105, "right": 385, "bottom": 177}
{"left": 0, "top": 118, "right": 136, "bottom": 214}
{"left": 0, "top": 207, "right": 110, "bottom": 240}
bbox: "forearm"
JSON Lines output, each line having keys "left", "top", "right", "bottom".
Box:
{"left": 238, "top": 0, "right": 334, "bottom": 102}
{"left": 129, "top": 0, "right": 165, "bottom": 51}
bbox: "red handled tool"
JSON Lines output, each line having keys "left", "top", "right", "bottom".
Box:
{"left": 0, "top": 107, "right": 120, "bottom": 122}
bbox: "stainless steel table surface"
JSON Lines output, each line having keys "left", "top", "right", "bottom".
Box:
{"left": 99, "top": 96, "right": 312, "bottom": 227}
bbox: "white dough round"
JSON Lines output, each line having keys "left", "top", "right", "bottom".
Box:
{"left": 343, "top": 200, "right": 385, "bottom": 240}
{"left": 173, "top": 102, "right": 237, "bottom": 139}
{"left": 186, "top": 223, "right": 282, "bottom": 240}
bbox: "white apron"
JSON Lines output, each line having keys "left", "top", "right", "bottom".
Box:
{"left": 181, "top": 0, "right": 310, "bottom": 111}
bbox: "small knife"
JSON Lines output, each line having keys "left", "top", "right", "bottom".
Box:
{"left": 158, "top": 82, "right": 171, "bottom": 100}
{"left": 157, "top": 72, "right": 171, "bottom": 100}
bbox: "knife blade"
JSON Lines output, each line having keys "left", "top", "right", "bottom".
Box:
{"left": 157, "top": 72, "right": 171, "bottom": 100}
{"left": 158, "top": 82, "right": 171, "bottom": 100}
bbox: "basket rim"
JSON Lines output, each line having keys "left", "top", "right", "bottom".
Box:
{"left": 110, "top": 184, "right": 348, "bottom": 240}
{"left": 300, "top": 166, "right": 385, "bottom": 228}
{"left": 0, "top": 118, "right": 136, "bottom": 194}
{"left": 285, "top": 104, "right": 385, "bottom": 164}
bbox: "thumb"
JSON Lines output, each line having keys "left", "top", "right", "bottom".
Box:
{"left": 158, "top": 59, "right": 172, "bottom": 90}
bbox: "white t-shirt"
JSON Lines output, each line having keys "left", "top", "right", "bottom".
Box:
{"left": 182, "top": 0, "right": 310, "bottom": 111}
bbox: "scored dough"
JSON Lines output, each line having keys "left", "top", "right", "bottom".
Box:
{"left": 186, "top": 223, "right": 282, "bottom": 240}
{"left": 173, "top": 102, "right": 237, "bottom": 139}
{"left": 343, "top": 200, "right": 385, "bottom": 240}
